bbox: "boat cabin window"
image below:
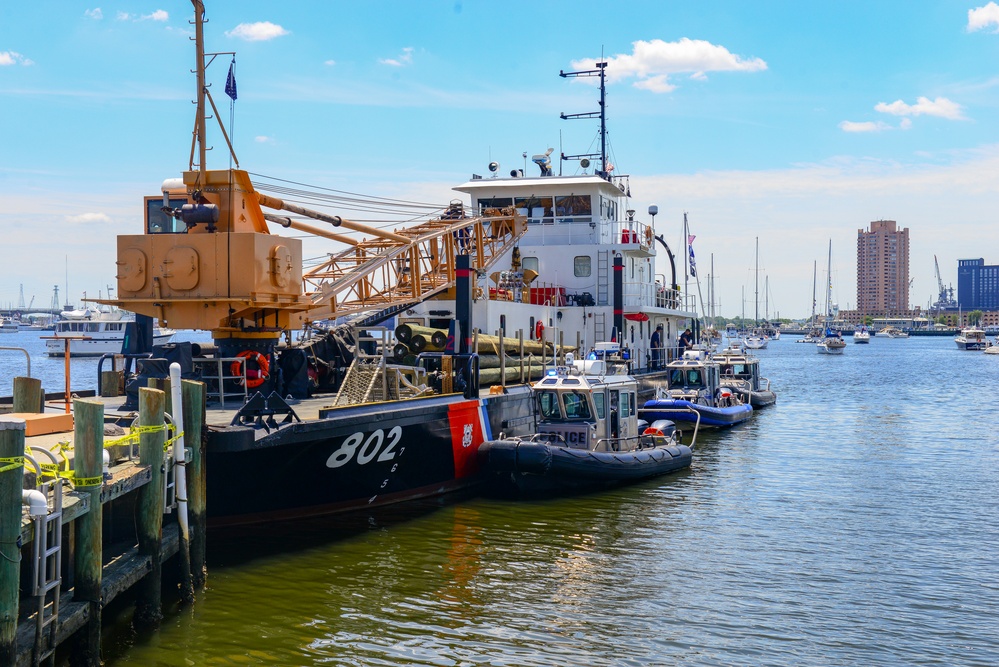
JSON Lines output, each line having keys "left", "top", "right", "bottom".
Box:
{"left": 574, "top": 256, "right": 592, "bottom": 277}
{"left": 522, "top": 257, "right": 539, "bottom": 273}
{"left": 477, "top": 197, "right": 512, "bottom": 215}
{"left": 562, "top": 391, "right": 592, "bottom": 420}
{"left": 537, "top": 391, "right": 562, "bottom": 419}
{"left": 145, "top": 196, "right": 189, "bottom": 234}
{"left": 555, "top": 195, "right": 592, "bottom": 223}
{"left": 515, "top": 196, "right": 554, "bottom": 224}
{"left": 671, "top": 368, "right": 704, "bottom": 388}
{"left": 599, "top": 195, "right": 618, "bottom": 222}
{"left": 619, "top": 391, "right": 631, "bottom": 418}
{"left": 723, "top": 363, "right": 750, "bottom": 378}
{"left": 593, "top": 392, "right": 605, "bottom": 419}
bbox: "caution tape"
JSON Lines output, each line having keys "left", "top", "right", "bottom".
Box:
{"left": 0, "top": 456, "right": 24, "bottom": 474}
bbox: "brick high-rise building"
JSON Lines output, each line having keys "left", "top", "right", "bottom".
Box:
{"left": 857, "top": 220, "right": 909, "bottom": 316}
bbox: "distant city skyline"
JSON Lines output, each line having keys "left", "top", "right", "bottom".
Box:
{"left": 4, "top": 2, "right": 999, "bottom": 319}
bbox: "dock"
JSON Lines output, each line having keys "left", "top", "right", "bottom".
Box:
{"left": 1, "top": 374, "right": 206, "bottom": 667}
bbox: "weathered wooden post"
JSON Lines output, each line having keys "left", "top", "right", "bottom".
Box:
{"left": 12, "top": 377, "right": 43, "bottom": 414}
{"left": 100, "top": 371, "right": 123, "bottom": 397}
{"left": 518, "top": 330, "right": 525, "bottom": 383}
{"left": 0, "top": 418, "right": 26, "bottom": 666}
{"left": 134, "top": 387, "right": 165, "bottom": 629}
{"left": 72, "top": 399, "right": 105, "bottom": 666}
{"left": 181, "top": 380, "right": 207, "bottom": 590}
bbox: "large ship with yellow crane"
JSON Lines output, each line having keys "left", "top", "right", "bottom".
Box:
{"left": 99, "top": 1, "right": 695, "bottom": 527}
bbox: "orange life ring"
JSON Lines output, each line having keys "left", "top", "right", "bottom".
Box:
{"left": 535, "top": 320, "right": 545, "bottom": 340}
{"left": 231, "top": 350, "right": 270, "bottom": 388}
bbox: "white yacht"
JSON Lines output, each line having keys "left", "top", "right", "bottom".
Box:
{"left": 954, "top": 327, "right": 990, "bottom": 351}
{"left": 45, "top": 308, "right": 175, "bottom": 357}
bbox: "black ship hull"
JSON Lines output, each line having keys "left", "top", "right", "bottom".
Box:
{"left": 205, "top": 387, "right": 535, "bottom": 527}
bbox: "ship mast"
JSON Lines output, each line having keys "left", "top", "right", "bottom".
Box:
{"left": 192, "top": 0, "right": 207, "bottom": 179}
{"left": 559, "top": 61, "right": 608, "bottom": 175}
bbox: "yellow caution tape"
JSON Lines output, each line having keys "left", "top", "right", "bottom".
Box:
{"left": 0, "top": 456, "right": 24, "bottom": 474}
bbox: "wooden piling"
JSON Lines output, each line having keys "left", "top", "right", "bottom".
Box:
{"left": 100, "top": 371, "right": 123, "bottom": 398}
{"left": 72, "top": 399, "right": 105, "bottom": 666}
{"left": 181, "top": 380, "right": 206, "bottom": 593}
{"left": 12, "top": 377, "right": 43, "bottom": 414}
{"left": 134, "top": 387, "right": 165, "bottom": 629}
{"left": 518, "top": 330, "right": 525, "bottom": 383}
{"left": 0, "top": 418, "right": 26, "bottom": 666}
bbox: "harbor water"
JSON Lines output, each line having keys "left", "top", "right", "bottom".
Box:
{"left": 5, "top": 333, "right": 998, "bottom": 666}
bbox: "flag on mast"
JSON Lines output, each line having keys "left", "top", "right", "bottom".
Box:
{"left": 225, "top": 61, "right": 237, "bottom": 101}
{"left": 688, "top": 237, "right": 697, "bottom": 277}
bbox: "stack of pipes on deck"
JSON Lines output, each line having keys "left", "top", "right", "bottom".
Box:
{"left": 393, "top": 324, "right": 576, "bottom": 384}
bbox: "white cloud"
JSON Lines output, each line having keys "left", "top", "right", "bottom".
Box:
{"left": 66, "top": 212, "right": 113, "bottom": 224}
{"left": 840, "top": 120, "right": 893, "bottom": 133}
{"left": 968, "top": 2, "right": 999, "bottom": 32}
{"left": 226, "top": 22, "right": 289, "bottom": 42}
{"left": 324, "top": 59, "right": 336, "bottom": 67}
{"left": 634, "top": 75, "right": 676, "bottom": 93}
{"left": 379, "top": 47, "right": 414, "bottom": 67}
{"left": 84, "top": 8, "right": 102, "bottom": 20}
{"left": 875, "top": 96, "right": 966, "bottom": 120}
{"left": 0, "top": 51, "right": 33, "bottom": 66}
{"left": 254, "top": 135, "right": 274, "bottom": 143}
{"left": 142, "top": 10, "right": 168, "bottom": 22}
{"left": 116, "top": 11, "right": 131, "bottom": 21}
{"left": 571, "top": 38, "right": 767, "bottom": 93}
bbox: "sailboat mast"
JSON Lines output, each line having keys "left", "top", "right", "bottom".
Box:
{"left": 811, "top": 261, "right": 817, "bottom": 327}
{"left": 754, "top": 237, "right": 759, "bottom": 327}
{"left": 826, "top": 239, "right": 833, "bottom": 319}
{"left": 710, "top": 253, "right": 715, "bottom": 320}
{"left": 765, "top": 275, "right": 769, "bottom": 321}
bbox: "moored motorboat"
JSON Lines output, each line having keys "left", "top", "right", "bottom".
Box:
{"left": 816, "top": 330, "right": 846, "bottom": 354}
{"left": 853, "top": 326, "right": 871, "bottom": 343}
{"left": 955, "top": 327, "right": 991, "bottom": 351}
{"left": 478, "top": 355, "right": 695, "bottom": 494}
{"left": 45, "top": 308, "right": 175, "bottom": 357}
{"left": 712, "top": 344, "right": 776, "bottom": 407}
{"left": 640, "top": 350, "right": 753, "bottom": 427}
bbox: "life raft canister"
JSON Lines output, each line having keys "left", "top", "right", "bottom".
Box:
{"left": 231, "top": 350, "right": 270, "bottom": 388}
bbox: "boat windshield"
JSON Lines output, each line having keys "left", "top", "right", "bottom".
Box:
{"left": 537, "top": 391, "right": 562, "bottom": 419}
{"left": 670, "top": 368, "right": 704, "bottom": 388}
{"left": 562, "top": 391, "right": 592, "bottom": 420}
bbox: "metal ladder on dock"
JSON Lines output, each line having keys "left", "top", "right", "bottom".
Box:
{"left": 32, "top": 480, "right": 64, "bottom": 667}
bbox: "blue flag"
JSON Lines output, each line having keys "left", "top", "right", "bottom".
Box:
{"left": 688, "top": 244, "right": 697, "bottom": 277}
{"left": 225, "top": 62, "right": 237, "bottom": 101}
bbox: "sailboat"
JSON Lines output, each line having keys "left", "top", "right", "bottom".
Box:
{"left": 816, "top": 240, "right": 846, "bottom": 355}
{"left": 742, "top": 237, "right": 768, "bottom": 349}
{"left": 797, "top": 261, "right": 820, "bottom": 343}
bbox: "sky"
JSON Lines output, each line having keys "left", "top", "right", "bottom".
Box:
{"left": 3, "top": 1, "right": 999, "bottom": 319}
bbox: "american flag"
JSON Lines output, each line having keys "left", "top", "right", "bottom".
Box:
{"left": 225, "top": 62, "right": 237, "bottom": 101}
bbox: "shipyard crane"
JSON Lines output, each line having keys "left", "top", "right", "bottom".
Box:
{"left": 931, "top": 255, "right": 957, "bottom": 316}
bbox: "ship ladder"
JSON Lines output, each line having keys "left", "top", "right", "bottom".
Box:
{"left": 31, "top": 479, "right": 64, "bottom": 667}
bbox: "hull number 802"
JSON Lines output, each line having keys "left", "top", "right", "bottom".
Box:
{"left": 326, "top": 426, "right": 404, "bottom": 469}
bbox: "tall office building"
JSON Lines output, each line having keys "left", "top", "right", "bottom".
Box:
{"left": 856, "top": 219, "right": 909, "bottom": 316}
{"left": 957, "top": 258, "right": 999, "bottom": 310}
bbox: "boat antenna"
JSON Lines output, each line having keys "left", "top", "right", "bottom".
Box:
{"left": 559, "top": 60, "right": 608, "bottom": 176}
